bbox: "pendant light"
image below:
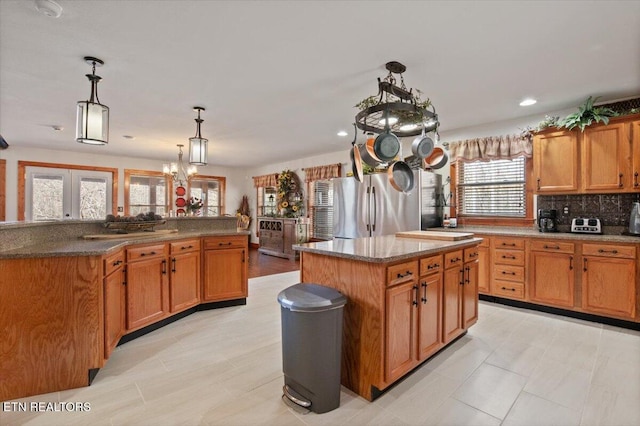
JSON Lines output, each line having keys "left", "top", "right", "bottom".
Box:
{"left": 189, "top": 106, "right": 208, "bottom": 165}
{"left": 163, "top": 144, "right": 197, "bottom": 185}
{"left": 76, "top": 56, "right": 109, "bottom": 145}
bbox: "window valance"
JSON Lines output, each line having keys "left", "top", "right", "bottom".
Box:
{"left": 303, "top": 163, "right": 342, "bottom": 182}
{"left": 448, "top": 134, "right": 532, "bottom": 162}
{"left": 252, "top": 173, "right": 278, "bottom": 188}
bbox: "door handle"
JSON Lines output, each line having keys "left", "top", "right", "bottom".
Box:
{"left": 421, "top": 281, "right": 428, "bottom": 303}
{"left": 371, "top": 186, "right": 377, "bottom": 233}
{"left": 537, "top": 177, "right": 541, "bottom": 191}
{"left": 619, "top": 173, "right": 623, "bottom": 188}
{"left": 583, "top": 258, "right": 588, "bottom": 272}
{"left": 412, "top": 285, "right": 418, "bottom": 306}
{"left": 569, "top": 256, "right": 573, "bottom": 270}
{"left": 161, "top": 259, "right": 167, "bottom": 274}
{"left": 634, "top": 171, "right": 638, "bottom": 187}
{"left": 171, "top": 258, "right": 176, "bottom": 273}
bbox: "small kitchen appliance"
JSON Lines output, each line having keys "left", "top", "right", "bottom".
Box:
{"left": 537, "top": 209, "right": 558, "bottom": 232}
{"left": 571, "top": 217, "right": 602, "bottom": 234}
{"left": 629, "top": 202, "right": 640, "bottom": 235}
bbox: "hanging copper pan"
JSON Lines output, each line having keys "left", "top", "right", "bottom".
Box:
{"left": 351, "top": 145, "right": 364, "bottom": 182}
{"left": 387, "top": 161, "right": 414, "bottom": 192}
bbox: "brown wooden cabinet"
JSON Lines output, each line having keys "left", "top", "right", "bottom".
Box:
{"left": 443, "top": 250, "right": 464, "bottom": 344}
{"left": 258, "top": 217, "right": 308, "bottom": 260}
{"left": 202, "top": 235, "right": 248, "bottom": 302}
{"left": 529, "top": 241, "right": 575, "bottom": 308}
{"left": 103, "top": 250, "right": 125, "bottom": 359}
{"left": 385, "top": 276, "right": 418, "bottom": 383}
{"left": 126, "top": 242, "right": 169, "bottom": 331}
{"left": 475, "top": 235, "right": 491, "bottom": 294}
{"left": 417, "top": 268, "right": 443, "bottom": 360}
{"left": 582, "top": 243, "right": 636, "bottom": 319}
{"left": 631, "top": 119, "right": 640, "bottom": 190}
{"left": 462, "top": 247, "right": 479, "bottom": 329}
{"left": 169, "top": 239, "right": 201, "bottom": 313}
{"left": 492, "top": 236, "right": 526, "bottom": 300}
{"left": 533, "top": 130, "right": 579, "bottom": 193}
{"left": 582, "top": 123, "right": 630, "bottom": 192}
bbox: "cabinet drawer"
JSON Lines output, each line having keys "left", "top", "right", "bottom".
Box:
{"left": 387, "top": 261, "right": 418, "bottom": 286}
{"left": 420, "top": 254, "right": 443, "bottom": 276}
{"left": 203, "top": 235, "right": 247, "bottom": 250}
{"left": 444, "top": 250, "right": 464, "bottom": 269}
{"left": 493, "top": 264, "right": 525, "bottom": 283}
{"left": 127, "top": 243, "right": 167, "bottom": 262}
{"left": 464, "top": 247, "right": 479, "bottom": 263}
{"left": 104, "top": 250, "right": 125, "bottom": 276}
{"left": 582, "top": 243, "right": 635, "bottom": 259}
{"left": 476, "top": 235, "right": 490, "bottom": 248}
{"left": 530, "top": 240, "right": 575, "bottom": 254}
{"left": 494, "top": 237, "right": 524, "bottom": 250}
{"left": 170, "top": 239, "right": 201, "bottom": 254}
{"left": 494, "top": 249, "right": 525, "bottom": 266}
{"left": 493, "top": 281, "right": 525, "bottom": 299}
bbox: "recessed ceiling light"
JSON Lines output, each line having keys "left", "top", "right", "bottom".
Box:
{"left": 122, "top": 135, "right": 135, "bottom": 140}
{"left": 519, "top": 98, "right": 537, "bottom": 106}
{"left": 34, "top": 0, "right": 63, "bottom": 18}
{"left": 337, "top": 130, "right": 348, "bottom": 137}
{"left": 51, "top": 125, "right": 64, "bottom": 131}
{"left": 379, "top": 116, "right": 398, "bottom": 125}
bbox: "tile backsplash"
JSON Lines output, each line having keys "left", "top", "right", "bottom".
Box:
{"left": 538, "top": 193, "right": 640, "bottom": 227}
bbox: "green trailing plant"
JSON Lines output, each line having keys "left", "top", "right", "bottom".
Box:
{"left": 536, "top": 115, "right": 561, "bottom": 131}
{"left": 560, "top": 96, "right": 618, "bottom": 131}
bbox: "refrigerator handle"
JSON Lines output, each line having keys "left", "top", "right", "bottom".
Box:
{"left": 366, "top": 186, "right": 370, "bottom": 232}
{"left": 372, "top": 186, "right": 376, "bottom": 232}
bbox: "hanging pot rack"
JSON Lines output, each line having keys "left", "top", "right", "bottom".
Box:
{"left": 354, "top": 61, "right": 438, "bottom": 138}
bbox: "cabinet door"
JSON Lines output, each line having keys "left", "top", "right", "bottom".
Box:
{"left": 529, "top": 252, "right": 575, "bottom": 308}
{"left": 582, "top": 123, "right": 631, "bottom": 191}
{"left": 582, "top": 256, "right": 636, "bottom": 319}
{"left": 385, "top": 281, "right": 417, "bottom": 382}
{"left": 463, "top": 260, "right": 479, "bottom": 329}
{"left": 442, "top": 266, "right": 463, "bottom": 344}
{"left": 203, "top": 248, "right": 247, "bottom": 301}
{"left": 104, "top": 267, "right": 125, "bottom": 359}
{"left": 533, "top": 130, "right": 579, "bottom": 193}
{"left": 417, "top": 274, "right": 442, "bottom": 361}
{"left": 632, "top": 120, "right": 640, "bottom": 190}
{"left": 170, "top": 251, "right": 201, "bottom": 313}
{"left": 283, "top": 220, "right": 295, "bottom": 255}
{"left": 126, "top": 257, "right": 168, "bottom": 330}
{"left": 477, "top": 244, "right": 490, "bottom": 294}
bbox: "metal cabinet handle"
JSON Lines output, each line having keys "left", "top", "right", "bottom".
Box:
{"left": 112, "top": 259, "right": 122, "bottom": 266}
{"left": 569, "top": 256, "right": 573, "bottom": 270}
{"left": 397, "top": 270, "right": 413, "bottom": 279}
{"left": 427, "top": 263, "right": 440, "bottom": 270}
{"left": 171, "top": 258, "right": 176, "bottom": 273}
{"left": 181, "top": 245, "right": 194, "bottom": 250}
{"left": 619, "top": 173, "right": 624, "bottom": 188}
{"left": 468, "top": 252, "right": 478, "bottom": 258}
{"left": 537, "top": 178, "right": 541, "bottom": 191}
{"left": 501, "top": 286, "right": 516, "bottom": 292}
{"left": 412, "top": 285, "right": 419, "bottom": 306}
{"left": 501, "top": 270, "right": 516, "bottom": 276}
{"left": 634, "top": 171, "right": 638, "bottom": 187}
{"left": 543, "top": 245, "right": 560, "bottom": 250}
{"left": 583, "top": 258, "right": 588, "bottom": 272}
{"left": 459, "top": 268, "right": 464, "bottom": 286}
{"left": 242, "top": 249, "right": 245, "bottom": 263}
{"left": 450, "top": 257, "right": 461, "bottom": 263}
{"left": 501, "top": 243, "right": 516, "bottom": 247}
{"left": 162, "top": 259, "right": 167, "bottom": 274}
{"left": 421, "top": 281, "right": 428, "bottom": 303}
{"left": 598, "top": 249, "right": 618, "bottom": 254}
{"left": 501, "top": 254, "right": 516, "bottom": 260}
{"left": 465, "top": 266, "right": 471, "bottom": 283}
{"left": 218, "top": 242, "right": 232, "bottom": 246}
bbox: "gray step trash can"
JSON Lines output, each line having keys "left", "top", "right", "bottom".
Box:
{"left": 277, "top": 283, "right": 347, "bottom": 414}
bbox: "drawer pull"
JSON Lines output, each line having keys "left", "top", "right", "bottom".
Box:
{"left": 450, "top": 257, "right": 461, "bottom": 263}
{"left": 427, "top": 263, "right": 440, "bottom": 270}
{"left": 501, "top": 271, "right": 516, "bottom": 276}
{"left": 181, "top": 245, "right": 194, "bottom": 250}
{"left": 501, "top": 255, "right": 516, "bottom": 260}
{"left": 218, "top": 242, "right": 233, "bottom": 246}
{"left": 501, "top": 243, "right": 516, "bottom": 247}
{"left": 501, "top": 286, "right": 516, "bottom": 292}
{"left": 468, "top": 252, "right": 478, "bottom": 258}
{"left": 597, "top": 249, "right": 618, "bottom": 254}
{"left": 543, "top": 245, "right": 560, "bottom": 250}
{"left": 397, "top": 270, "right": 413, "bottom": 279}
{"left": 112, "top": 259, "right": 123, "bottom": 266}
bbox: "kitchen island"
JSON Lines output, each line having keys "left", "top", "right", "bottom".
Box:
{"left": 0, "top": 218, "right": 249, "bottom": 402}
{"left": 294, "top": 234, "right": 482, "bottom": 401}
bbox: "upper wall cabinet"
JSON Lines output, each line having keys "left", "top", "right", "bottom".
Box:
{"left": 533, "top": 130, "right": 580, "bottom": 193}
{"left": 534, "top": 114, "right": 640, "bottom": 194}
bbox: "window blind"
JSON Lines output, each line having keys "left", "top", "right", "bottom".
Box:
{"left": 457, "top": 157, "right": 526, "bottom": 217}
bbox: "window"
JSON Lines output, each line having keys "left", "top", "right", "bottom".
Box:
{"left": 456, "top": 156, "right": 526, "bottom": 217}
{"left": 125, "top": 170, "right": 167, "bottom": 216}
{"left": 22, "top": 165, "right": 113, "bottom": 220}
{"left": 259, "top": 187, "right": 278, "bottom": 216}
{"left": 309, "top": 180, "right": 333, "bottom": 240}
{"left": 189, "top": 176, "right": 226, "bottom": 216}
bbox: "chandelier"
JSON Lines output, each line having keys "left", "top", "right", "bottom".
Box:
{"left": 76, "top": 56, "right": 109, "bottom": 145}
{"left": 188, "top": 106, "right": 208, "bottom": 165}
{"left": 163, "top": 144, "right": 197, "bottom": 184}
{"left": 355, "top": 61, "right": 438, "bottom": 138}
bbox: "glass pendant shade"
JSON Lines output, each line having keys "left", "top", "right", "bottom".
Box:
{"left": 189, "top": 136, "right": 208, "bottom": 166}
{"left": 76, "top": 101, "right": 109, "bottom": 145}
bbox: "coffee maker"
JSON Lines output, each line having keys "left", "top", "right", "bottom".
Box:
{"left": 538, "top": 209, "right": 558, "bottom": 232}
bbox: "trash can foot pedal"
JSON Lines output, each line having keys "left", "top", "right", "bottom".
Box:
{"left": 283, "top": 384, "right": 311, "bottom": 409}
{"left": 281, "top": 394, "right": 310, "bottom": 414}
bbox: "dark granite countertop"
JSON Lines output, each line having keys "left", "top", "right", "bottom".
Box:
{"left": 0, "top": 230, "right": 249, "bottom": 259}
{"left": 294, "top": 235, "right": 483, "bottom": 263}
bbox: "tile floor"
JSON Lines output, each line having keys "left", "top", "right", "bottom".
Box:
{"left": 1, "top": 271, "right": 639, "bottom": 426}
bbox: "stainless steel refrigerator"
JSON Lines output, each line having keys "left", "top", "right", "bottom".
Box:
{"left": 333, "top": 170, "right": 442, "bottom": 239}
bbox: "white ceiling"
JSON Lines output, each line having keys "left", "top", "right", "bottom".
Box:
{"left": 1, "top": 0, "right": 639, "bottom": 168}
